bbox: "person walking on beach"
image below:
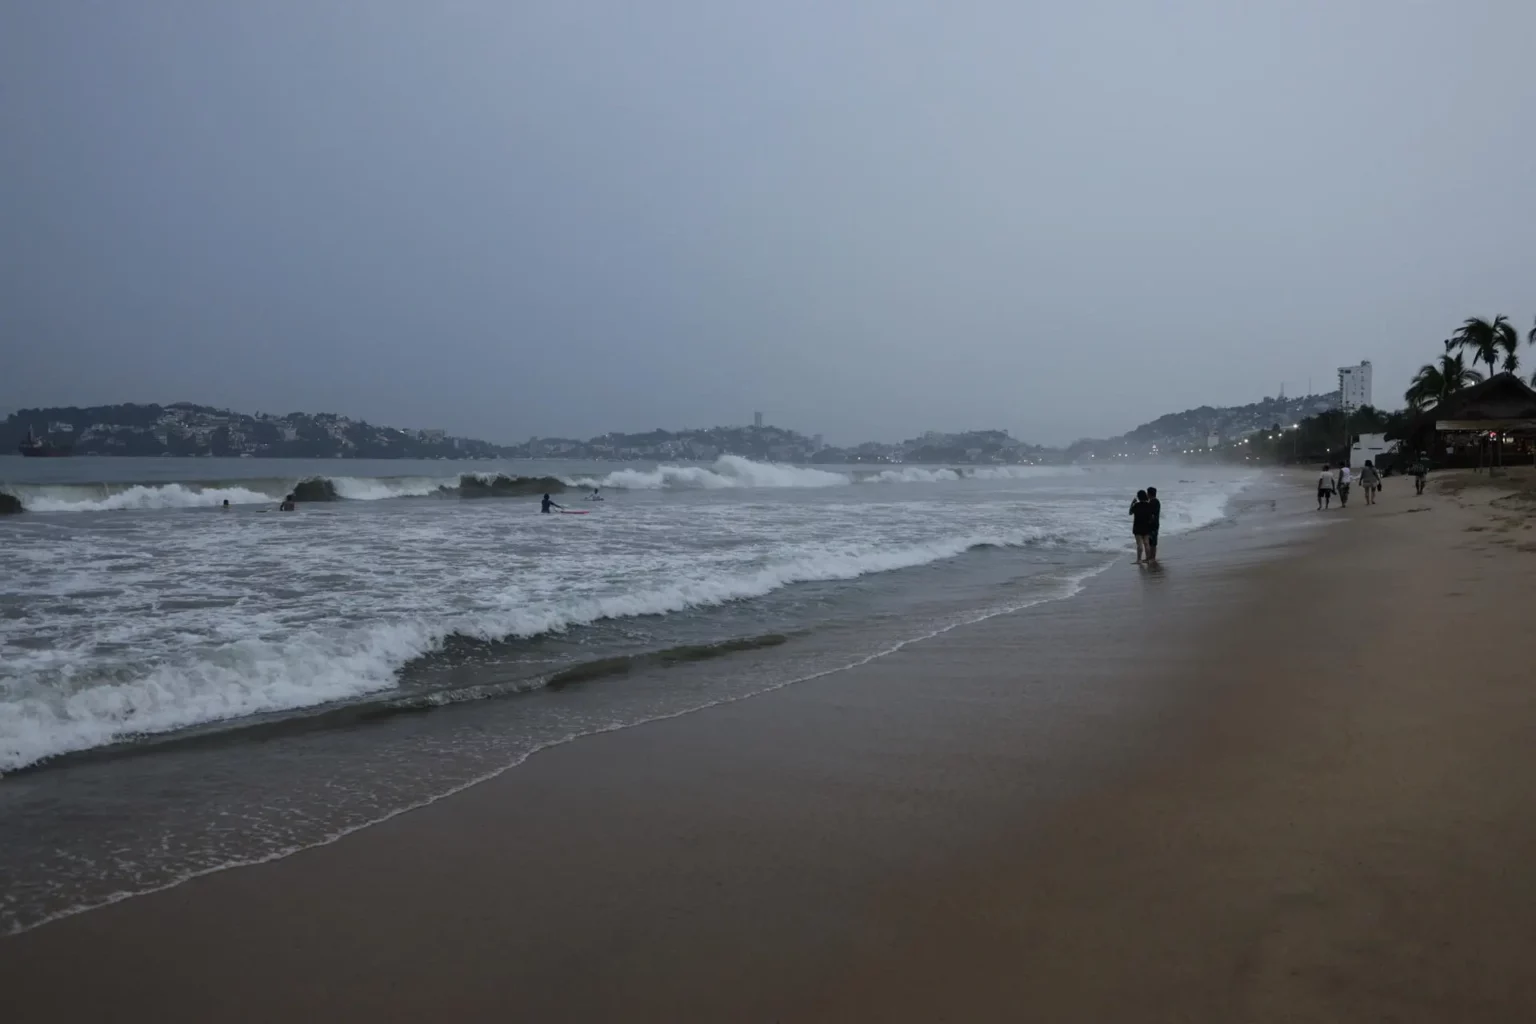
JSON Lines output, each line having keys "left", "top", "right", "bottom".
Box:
{"left": 1359, "top": 460, "right": 1382, "bottom": 505}
{"left": 1144, "top": 486, "right": 1162, "bottom": 563}
{"left": 1317, "top": 464, "right": 1336, "bottom": 510}
{"left": 1336, "top": 463, "right": 1353, "bottom": 507}
{"left": 1129, "top": 489, "right": 1153, "bottom": 563}
{"left": 1410, "top": 455, "right": 1429, "bottom": 495}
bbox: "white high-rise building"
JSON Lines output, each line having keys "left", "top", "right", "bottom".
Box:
{"left": 753, "top": 411, "right": 764, "bottom": 429}
{"left": 1338, "top": 361, "right": 1372, "bottom": 410}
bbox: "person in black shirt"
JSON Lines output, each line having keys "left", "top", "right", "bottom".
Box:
{"left": 1129, "top": 489, "right": 1152, "bottom": 564}
{"left": 540, "top": 493, "right": 564, "bottom": 513}
{"left": 1144, "top": 486, "right": 1162, "bottom": 563}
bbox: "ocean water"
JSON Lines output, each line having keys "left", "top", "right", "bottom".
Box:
{"left": 0, "top": 455, "right": 1255, "bottom": 934}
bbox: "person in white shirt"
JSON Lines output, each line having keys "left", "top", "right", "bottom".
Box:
{"left": 1317, "top": 463, "right": 1336, "bottom": 510}
{"left": 1335, "top": 464, "right": 1353, "bottom": 507}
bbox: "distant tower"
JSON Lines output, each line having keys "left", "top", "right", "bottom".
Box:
{"left": 753, "top": 411, "right": 764, "bottom": 429}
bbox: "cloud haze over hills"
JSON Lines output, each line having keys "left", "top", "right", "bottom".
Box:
{"left": 4, "top": 1, "right": 1535, "bottom": 446}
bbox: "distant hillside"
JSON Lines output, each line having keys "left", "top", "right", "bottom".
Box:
{"left": 3, "top": 404, "right": 1051, "bottom": 464}
{"left": 1, "top": 404, "right": 511, "bottom": 459}
{"left": 1070, "top": 393, "right": 1342, "bottom": 456}
{"left": 5, "top": 396, "right": 1339, "bottom": 463}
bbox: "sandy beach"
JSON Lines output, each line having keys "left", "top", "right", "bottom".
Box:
{"left": 5, "top": 471, "right": 1536, "bottom": 1022}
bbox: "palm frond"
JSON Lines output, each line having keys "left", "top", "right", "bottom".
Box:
{"left": 1452, "top": 316, "right": 1501, "bottom": 375}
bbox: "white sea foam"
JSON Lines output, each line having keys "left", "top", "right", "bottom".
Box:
{"left": 868, "top": 466, "right": 964, "bottom": 483}
{"left": 568, "top": 454, "right": 850, "bottom": 491}
{"left": 567, "top": 457, "right": 1090, "bottom": 491}
{"left": 0, "top": 525, "right": 1069, "bottom": 772}
{"left": 19, "top": 483, "right": 279, "bottom": 512}
{"left": 328, "top": 476, "right": 451, "bottom": 501}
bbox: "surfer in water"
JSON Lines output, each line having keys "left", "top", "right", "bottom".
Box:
{"left": 541, "top": 493, "right": 564, "bottom": 513}
{"left": 588, "top": 488, "right": 604, "bottom": 501}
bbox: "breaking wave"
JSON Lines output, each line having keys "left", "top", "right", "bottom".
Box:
{"left": 566, "top": 455, "right": 1081, "bottom": 491}
{"left": 0, "top": 474, "right": 549, "bottom": 512}
{"left": 0, "top": 459, "right": 1089, "bottom": 511}
{"left": 567, "top": 455, "right": 848, "bottom": 491}
{"left": 17, "top": 483, "right": 284, "bottom": 513}
{"left": 0, "top": 526, "right": 1070, "bottom": 772}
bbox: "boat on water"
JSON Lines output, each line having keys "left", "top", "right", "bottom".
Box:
{"left": 18, "top": 427, "right": 73, "bottom": 457}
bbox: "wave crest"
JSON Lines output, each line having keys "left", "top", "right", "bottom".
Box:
{"left": 568, "top": 457, "right": 1085, "bottom": 491}
{"left": 1, "top": 459, "right": 1088, "bottom": 511}
{"left": 0, "top": 527, "right": 1066, "bottom": 772}
{"left": 17, "top": 483, "right": 281, "bottom": 513}
{"left": 567, "top": 455, "right": 849, "bottom": 491}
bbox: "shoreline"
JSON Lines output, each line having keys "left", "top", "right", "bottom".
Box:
{"left": 7, "top": 473, "right": 1534, "bottom": 1020}
{"left": 0, "top": 550, "right": 1115, "bottom": 940}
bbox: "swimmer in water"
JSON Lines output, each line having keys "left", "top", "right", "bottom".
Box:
{"left": 278, "top": 494, "right": 297, "bottom": 512}
{"left": 541, "top": 493, "right": 564, "bottom": 513}
{"left": 588, "top": 488, "right": 603, "bottom": 501}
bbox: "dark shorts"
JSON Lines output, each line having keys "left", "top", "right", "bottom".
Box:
{"left": 1318, "top": 488, "right": 1331, "bottom": 498}
{"left": 1147, "top": 531, "right": 1159, "bottom": 549}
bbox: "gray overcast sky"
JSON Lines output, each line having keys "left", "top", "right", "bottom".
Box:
{"left": 4, "top": 1, "right": 1534, "bottom": 446}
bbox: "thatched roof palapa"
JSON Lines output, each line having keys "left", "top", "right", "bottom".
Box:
{"left": 1433, "top": 373, "right": 1536, "bottom": 432}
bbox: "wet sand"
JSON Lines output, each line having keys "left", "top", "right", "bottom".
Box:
{"left": 5, "top": 474, "right": 1536, "bottom": 1021}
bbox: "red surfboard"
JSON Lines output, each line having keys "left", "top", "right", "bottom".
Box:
{"left": 559, "top": 509, "right": 591, "bottom": 515}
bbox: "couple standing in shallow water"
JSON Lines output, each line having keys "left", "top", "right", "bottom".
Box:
{"left": 1129, "top": 487, "right": 1161, "bottom": 565}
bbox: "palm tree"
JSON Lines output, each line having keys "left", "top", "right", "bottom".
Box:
{"left": 1453, "top": 315, "right": 1519, "bottom": 379}
{"left": 1405, "top": 351, "right": 1482, "bottom": 410}
{"left": 1500, "top": 322, "right": 1521, "bottom": 374}
{"left": 1529, "top": 316, "right": 1536, "bottom": 386}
